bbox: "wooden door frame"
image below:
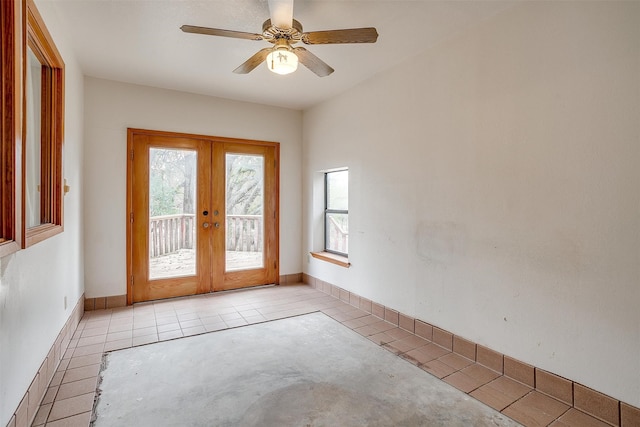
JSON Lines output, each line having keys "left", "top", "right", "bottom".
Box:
{"left": 126, "top": 128, "right": 280, "bottom": 305}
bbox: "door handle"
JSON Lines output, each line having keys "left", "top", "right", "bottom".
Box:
{"left": 203, "top": 222, "right": 211, "bottom": 229}
{"left": 214, "top": 222, "right": 220, "bottom": 229}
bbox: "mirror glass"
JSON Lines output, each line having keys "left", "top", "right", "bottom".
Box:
{"left": 26, "top": 46, "right": 43, "bottom": 228}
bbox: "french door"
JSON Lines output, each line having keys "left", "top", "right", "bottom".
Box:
{"left": 127, "top": 129, "right": 279, "bottom": 304}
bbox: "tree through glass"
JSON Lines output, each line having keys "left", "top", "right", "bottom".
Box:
{"left": 226, "top": 153, "right": 264, "bottom": 271}
{"left": 148, "top": 148, "right": 197, "bottom": 280}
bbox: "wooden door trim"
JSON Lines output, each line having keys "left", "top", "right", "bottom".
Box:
{"left": 126, "top": 128, "right": 280, "bottom": 305}
{"left": 126, "top": 130, "right": 134, "bottom": 304}
{"left": 128, "top": 128, "right": 280, "bottom": 148}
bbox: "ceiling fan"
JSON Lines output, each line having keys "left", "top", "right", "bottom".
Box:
{"left": 180, "top": 0, "right": 378, "bottom": 77}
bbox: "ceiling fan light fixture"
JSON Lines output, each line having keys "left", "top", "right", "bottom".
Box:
{"left": 266, "top": 47, "right": 298, "bottom": 75}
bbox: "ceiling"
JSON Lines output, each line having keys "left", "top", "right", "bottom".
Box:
{"left": 47, "top": 0, "right": 514, "bottom": 110}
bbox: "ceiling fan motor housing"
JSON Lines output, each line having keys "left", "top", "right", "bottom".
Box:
{"left": 262, "top": 19, "right": 304, "bottom": 44}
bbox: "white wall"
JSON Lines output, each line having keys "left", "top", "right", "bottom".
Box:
{"left": 83, "top": 78, "right": 302, "bottom": 298}
{"left": 303, "top": 1, "right": 639, "bottom": 407}
{"left": 0, "top": 1, "right": 85, "bottom": 424}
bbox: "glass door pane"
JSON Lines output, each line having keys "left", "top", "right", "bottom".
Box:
{"left": 148, "top": 148, "right": 197, "bottom": 279}
{"left": 225, "top": 153, "right": 264, "bottom": 271}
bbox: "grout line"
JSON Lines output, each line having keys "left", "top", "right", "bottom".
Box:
{"left": 619, "top": 402, "right": 623, "bottom": 427}
{"left": 545, "top": 406, "right": 572, "bottom": 427}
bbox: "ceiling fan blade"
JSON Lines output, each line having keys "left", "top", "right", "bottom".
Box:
{"left": 302, "top": 28, "right": 378, "bottom": 45}
{"left": 267, "top": 0, "right": 294, "bottom": 29}
{"left": 233, "top": 48, "right": 273, "bottom": 74}
{"left": 293, "top": 47, "right": 334, "bottom": 77}
{"left": 181, "top": 25, "right": 263, "bottom": 41}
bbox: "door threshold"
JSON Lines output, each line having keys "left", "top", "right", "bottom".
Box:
{"left": 133, "top": 283, "right": 278, "bottom": 306}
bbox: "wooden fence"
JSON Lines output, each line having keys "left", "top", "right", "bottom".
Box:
{"left": 328, "top": 216, "right": 349, "bottom": 254}
{"left": 149, "top": 214, "right": 263, "bottom": 257}
{"left": 226, "top": 215, "right": 262, "bottom": 252}
{"left": 149, "top": 214, "right": 195, "bottom": 258}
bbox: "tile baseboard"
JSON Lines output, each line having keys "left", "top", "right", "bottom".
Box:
{"left": 6, "top": 295, "right": 84, "bottom": 427}
{"left": 302, "top": 273, "right": 640, "bottom": 427}
{"left": 84, "top": 295, "right": 126, "bottom": 311}
{"left": 279, "top": 273, "right": 303, "bottom": 285}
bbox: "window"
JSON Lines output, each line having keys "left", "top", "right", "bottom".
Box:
{"left": 0, "top": 0, "right": 63, "bottom": 255}
{"left": 23, "top": 0, "right": 65, "bottom": 247}
{"left": 324, "top": 169, "right": 348, "bottom": 256}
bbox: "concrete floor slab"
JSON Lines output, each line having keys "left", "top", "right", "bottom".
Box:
{"left": 94, "top": 313, "right": 521, "bottom": 426}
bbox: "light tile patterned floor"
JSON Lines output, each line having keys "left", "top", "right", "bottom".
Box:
{"left": 32, "top": 284, "right": 606, "bottom": 427}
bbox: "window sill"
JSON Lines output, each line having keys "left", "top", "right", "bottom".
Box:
{"left": 310, "top": 251, "right": 350, "bottom": 268}
{"left": 0, "top": 240, "right": 20, "bottom": 258}
{"left": 25, "top": 223, "right": 63, "bottom": 248}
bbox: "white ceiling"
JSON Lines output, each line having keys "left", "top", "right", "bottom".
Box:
{"left": 47, "top": 0, "right": 514, "bottom": 110}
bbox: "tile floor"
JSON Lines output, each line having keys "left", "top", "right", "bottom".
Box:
{"left": 32, "top": 284, "right": 609, "bottom": 427}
